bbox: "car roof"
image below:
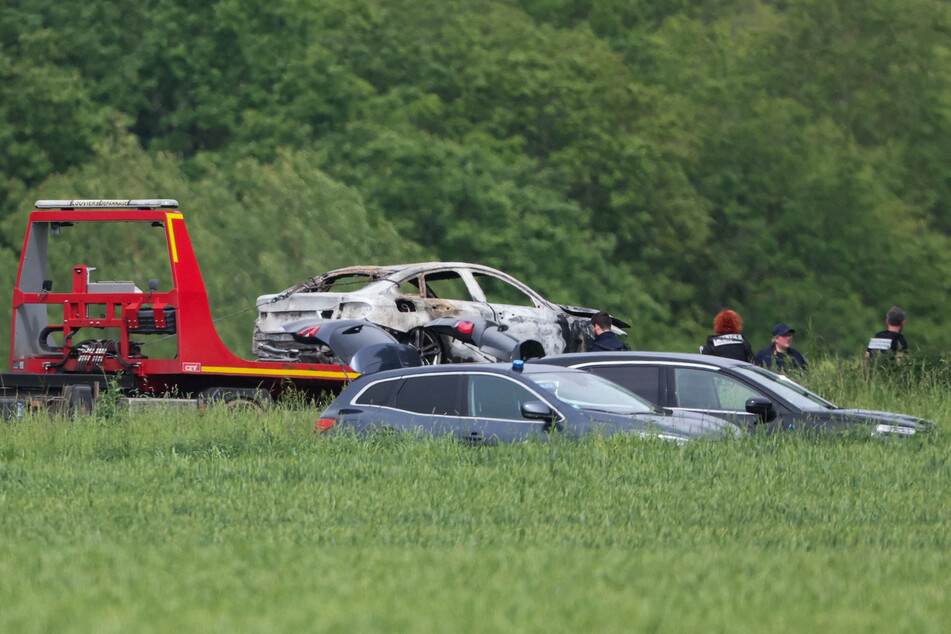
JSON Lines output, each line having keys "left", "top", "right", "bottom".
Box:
{"left": 318, "top": 262, "right": 522, "bottom": 281}
{"left": 533, "top": 351, "right": 751, "bottom": 370}
{"left": 354, "top": 361, "right": 585, "bottom": 383}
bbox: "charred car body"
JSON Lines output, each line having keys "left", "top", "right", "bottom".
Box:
{"left": 265, "top": 316, "right": 545, "bottom": 370}
{"left": 254, "top": 262, "right": 627, "bottom": 364}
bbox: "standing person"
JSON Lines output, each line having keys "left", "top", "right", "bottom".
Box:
{"left": 755, "top": 323, "right": 807, "bottom": 371}
{"left": 701, "top": 309, "right": 754, "bottom": 362}
{"left": 587, "top": 311, "right": 630, "bottom": 351}
{"left": 866, "top": 306, "right": 908, "bottom": 359}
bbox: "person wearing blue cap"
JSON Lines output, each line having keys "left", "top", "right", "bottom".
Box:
{"left": 755, "top": 323, "right": 806, "bottom": 371}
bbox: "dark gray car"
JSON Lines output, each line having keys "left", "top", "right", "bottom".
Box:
{"left": 317, "top": 361, "right": 742, "bottom": 443}
{"left": 533, "top": 352, "right": 931, "bottom": 436}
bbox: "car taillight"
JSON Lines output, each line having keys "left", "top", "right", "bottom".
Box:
{"left": 315, "top": 417, "right": 336, "bottom": 434}
{"left": 298, "top": 325, "right": 321, "bottom": 338}
{"left": 456, "top": 320, "right": 475, "bottom": 334}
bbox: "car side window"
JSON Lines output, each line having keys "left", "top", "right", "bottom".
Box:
{"left": 422, "top": 271, "right": 472, "bottom": 301}
{"left": 397, "top": 275, "right": 423, "bottom": 296}
{"left": 587, "top": 365, "right": 660, "bottom": 404}
{"left": 392, "top": 374, "right": 463, "bottom": 415}
{"left": 673, "top": 368, "right": 760, "bottom": 410}
{"left": 354, "top": 378, "right": 403, "bottom": 406}
{"left": 472, "top": 273, "right": 536, "bottom": 307}
{"left": 467, "top": 374, "right": 536, "bottom": 420}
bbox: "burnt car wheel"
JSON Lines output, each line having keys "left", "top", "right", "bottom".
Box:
{"left": 400, "top": 327, "right": 445, "bottom": 365}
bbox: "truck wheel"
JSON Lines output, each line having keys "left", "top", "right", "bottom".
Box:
{"left": 48, "top": 384, "right": 95, "bottom": 417}
{"left": 198, "top": 387, "right": 274, "bottom": 412}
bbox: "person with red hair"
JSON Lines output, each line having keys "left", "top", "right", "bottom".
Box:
{"left": 700, "top": 309, "right": 755, "bottom": 362}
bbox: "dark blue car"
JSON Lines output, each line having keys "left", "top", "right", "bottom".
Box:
{"left": 317, "top": 361, "right": 741, "bottom": 444}
{"left": 532, "top": 352, "right": 931, "bottom": 436}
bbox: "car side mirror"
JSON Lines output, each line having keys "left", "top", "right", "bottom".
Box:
{"left": 746, "top": 396, "right": 777, "bottom": 423}
{"left": 521, "top": 400, "right": 557, "bottom": 422}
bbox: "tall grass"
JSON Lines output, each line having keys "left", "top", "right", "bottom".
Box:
{"left": 1, "top": 359, "right": 949, "bottom": 632}
{"left": 801, "top": 353, "right": 951, "bottom": 419}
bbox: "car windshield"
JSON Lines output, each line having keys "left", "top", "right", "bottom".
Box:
{"left": 733, "top": 365, "right": 837, "bottom": 410}
{"left": 526, "top": 368, "right": 657, "bottom": 414}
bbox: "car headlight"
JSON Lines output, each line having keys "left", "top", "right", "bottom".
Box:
{"left": 655, "top": 433, "right": 690, "bottom": 444}
{"left": 874, "top": 424, "right": 917, "bottom": 436}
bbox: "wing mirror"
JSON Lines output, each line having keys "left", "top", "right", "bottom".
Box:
{"left": 521, "top": 400, "right": 557, "bottom": 422}
{"left": 745, "top": 396, "right": 777, "bottom": 423}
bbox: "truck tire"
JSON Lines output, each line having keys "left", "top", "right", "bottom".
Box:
{"left": 48, "top": 384, "right": 95, "bottom": 417}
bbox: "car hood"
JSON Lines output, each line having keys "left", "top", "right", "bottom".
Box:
{"left": 577, "top": 408, "right": 740, "bottom": 441}
{"left": 831, "top": 408, "right": 932, "bottom": 435}
{"left": 635, "top": 410, "right": 744, "bottom": 439}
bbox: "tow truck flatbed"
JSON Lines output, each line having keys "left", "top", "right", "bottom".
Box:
{"left": 2, "top": 199, "right": 356, "bottom": 415}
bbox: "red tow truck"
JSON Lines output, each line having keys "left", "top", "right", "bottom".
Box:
{"left": 0, "top": 199, "right": 356, "bottom": 416}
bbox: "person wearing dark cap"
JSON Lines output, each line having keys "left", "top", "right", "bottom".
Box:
{"left": 587, "top": 311, "right": 630, "bottom": 351}
{"left": 701, "top": 309, "right": 755, "bottom": 362}
{"left": 755, "top": 323, "right": 806, "bottom": 371}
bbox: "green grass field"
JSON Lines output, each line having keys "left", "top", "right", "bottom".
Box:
{"left": 1, "top": 358, "right": 950, "bottom": 632}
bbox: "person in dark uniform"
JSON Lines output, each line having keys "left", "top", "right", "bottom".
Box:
{"left": 866, "top": 306, "right": 908, "bottom": 360}
{"left": 755, "top": 323, "right": 807, "bottom": 371}
{"left": 701, "top": 309, "right": 754, "bottom": 362}
{"left": 587, "top": 311, "right": 630, "bottom": 351}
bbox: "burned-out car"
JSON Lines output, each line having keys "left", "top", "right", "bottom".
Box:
{"left": 253, "top": 263, "right": 627, "bottom": 363}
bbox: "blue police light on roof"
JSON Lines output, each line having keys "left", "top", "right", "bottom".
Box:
{"left": 512, "top": 359, "right": 524, "bottom": 372}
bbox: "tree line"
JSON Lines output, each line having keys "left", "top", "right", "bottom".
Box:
{"left": 1, "top": 0, "right": 949, "bottom": 360}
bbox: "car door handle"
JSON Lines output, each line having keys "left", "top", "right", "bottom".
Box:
{"left": 462, "top": 431, "right": 484, "bottom": 444}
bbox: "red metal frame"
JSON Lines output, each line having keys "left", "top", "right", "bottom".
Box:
{"left": 9, "top": 205, "right": 354, "bottom": 396}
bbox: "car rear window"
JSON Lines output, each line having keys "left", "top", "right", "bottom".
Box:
{"left": 316, "top": 273, "right": 375, "bottom": 292}
{"left": 354, "top": 378, "right": 403, "bottom": 406}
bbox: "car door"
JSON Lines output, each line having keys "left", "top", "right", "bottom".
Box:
{"left": 418, "top": 269, "right": 495, "bottom": 322}
{"left": 347, "top": 373, "right": 467, "bottom": 436}
{"left": 417, "top": 269, "right": 497, "bottom": 362}
{"left": 343, "top": 376, "right": 411, "bottom": 433}
{"left": 463, "top": 373, "right": 555, "bottom": 443}
{"left": 385, "top": 373, "right": 473, "bottom": 437}
{"left": 468, "top": 270, "right": 567, "bottom": 355}
{"left": 666, "top": 366, "right": 764, "bottom": 431}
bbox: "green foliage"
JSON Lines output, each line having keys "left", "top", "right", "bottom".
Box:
{"left": 1, "top": 0, "right": 951, "bottom": 359}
